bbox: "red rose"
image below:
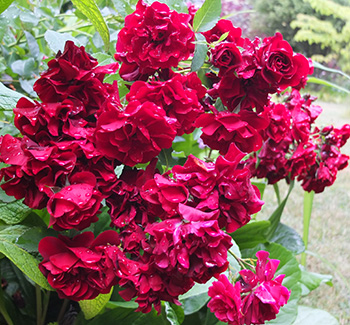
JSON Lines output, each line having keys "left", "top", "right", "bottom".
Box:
{"left": 38, "top": 231, "right": 120, "bottom": 301}
{"left": 34, "top": 41, "right": 118, "bottom": 103}
{"left": 264, "top": 103, "right": 292, "bottom": 143}
{"left": 47, "top": 172, "right": 103, "bottom": 231}
{"left": 208, "top": 275, "right": 243, "bottom": 325}
{"left": 141, "top": 173, "right": 189, "bottom": 219}
{"left": 239, "top": 251, "right": 290, "bottom": 324}
{"left": 95, "top": 101, "right": 177, "bottom": 167}
{"left": 257, "top": 32, "right": 310, "bottom": 90}
{"left": 126, "top": 72, "right": 206, "bottom": 135}
{"left": 288, "top": 142, "right": 317, "bottom": 179}
{"left": 196, "top": 110, "right": 268, "bottom": 154}
{"left": 253, "top": 138, "right": 292, "bottom": 184}
{"left": 216, "top": 74, "right": 271, "bottom": 113}
{"left": 202, "top": 19, "right": 244, "bottom": 45}
{"left": 115, "top": 0, "right": 195, "bottom": 81}
{"left": 210, "top": 42, "right": 243, "bottom": 76}
{"left": 215, "top": 147, "right": 264, "bottom": 232}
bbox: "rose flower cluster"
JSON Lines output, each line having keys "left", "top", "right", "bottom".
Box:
{"left": 242, "top": 90, "right": 350, "bottom": 193}
{"left": 0, "top": 0, "right": 331, "bottom": 323}
{"left": 208, "top": 251, "right": 290, "bottom": 325}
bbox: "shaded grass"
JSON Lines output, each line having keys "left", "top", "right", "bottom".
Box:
{"left": 257, "top": 99, "right": 350, "bottom": 324}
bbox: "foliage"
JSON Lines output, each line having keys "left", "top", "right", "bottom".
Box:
{"left": 291, "top": 0, "right": 350, "bottom": 73}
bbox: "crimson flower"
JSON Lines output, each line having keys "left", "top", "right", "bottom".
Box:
{"left": 115, "top": 0, "right": 194, "bottom": 81}
{"left": 38, "top": 231, "right": 120, "bottom": 301}
{"left": 208, "top": 275, "right": 243, "bottom": 325}
{"left": 239, "top": 251, "right": 290, "bottom": 324}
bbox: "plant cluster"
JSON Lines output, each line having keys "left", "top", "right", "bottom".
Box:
{"left": 0, "top": 0, "right": 349, "bottom": 324}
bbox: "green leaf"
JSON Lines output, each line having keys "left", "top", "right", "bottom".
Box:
{"left": 191, "top": 33, "right": 208, "bottom": 72}
{"left": 11, "top": 58, "right": 36, "bottom": 78}
{"left": 163, "top": 302, "right": 181, "bottom": 325}
{"left": 193, "top": 0, "right": 221, "bottom": 32}
{"left": 80, "top": 289, "right": 113, "bottom": 320}
{"left": 307, "top": 76, "right": 350, "bottom": 94}
{"left": 16, "top": 226, "right": 57, "bottom": 253}
{"left": 172, "top": 130, "right": 202, "bottom": 158}
{"left": 265, "top": 180, "right": 294, "bottom": 240}
{"left": 106, "top": 300, "right": 138, "bottom": 309}
{"left": 0, "top": 226, "right": 52, "bottom": 290}
{"left": 299, "top": 269, "right": 332, "bottom": 296}
{"left": 179, "top": 279, "right": 214, "bottom": 315}
{"left": 0, "top": 0, "right": 14, "bottom": 14}
{"left": 44, "top": 30, "right": 81, "bottom": 54}
{"left": 85, "top": 306, "right": 166, "bottom": 324}
{"left": 71, "top": 0, "right": 110, "bottom": 51}
{"left": 251, "top": 179, "right": 267, "bottom": 199}
{"left": 111, "top": 0, "right": 134, "bottom": 17}
{"left": 24, "top": 31, "right": 40, "bottom": 58}
{"left": 0, "top": 200, "right": 31, "bottom": 225}
{"left": 0, "top": 82, "right": 29, "bottom": 111}
{"left": 312, "top": 60, "right": 350, "bottom": 81}
{"left": 301, "top": 190, "right": 314, "bottom": 266}
{"left": 292, "top": 306, "right": 339, "bottom": 325}
{"left": 231, "top": 220, "right": 270, "bottom": 250}
{"left": 204, "top": 308, "right": 226, "bottom": 325}
{"left": 269, "top": 223, "right": 305, "bottom": 255}
{"left": 94, "top": 52, "right": 115, "bottom": 65}
{"left": 158, "top": 148, "right": 179, "bottom": 169}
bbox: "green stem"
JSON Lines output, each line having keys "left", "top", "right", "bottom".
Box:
{"left": 301, "top": 190, "right": 315, "bottom": 266}
{"left": 57, "top": 299, "right": 69, "bottom": 324}
{"left": 273, "top": 183, "right": 281, "bottom": 205}
{"left": 0, "top": 301, "right": 13, "bottom": 325}
{"left": 228, "top": 249, "right": 246, "bottom": 269}
{"left": 35, "top": 285, "right": 42, "bottom": 325}
{"left": 41, "top": 291, "right": 50, "bottom": 325}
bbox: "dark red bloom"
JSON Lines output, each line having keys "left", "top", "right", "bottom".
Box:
{"left": 196, "top": 110, "right": 268, "bottom": 154}
{"left": 202, "top": 19, "right": 244, "bottom": 45}
{"left": 257, "top": 32, "right": 310, "bottom": 90}
{"left": 38, "top": 231, "right": 120, "bottom": 301}
{"left": 145, "top": 204, "right": 232, "bottom": 283}
{"left": 95, "top": 101, "right": 177, "bottom": 166}
{"left": 34, "top": 41, "right": 118, "bottom": 104}
{"left": 0, "top": 135, "right": 78, "bottom": 209}
{"left": 47, "top": 172, "right": 103, "bottom": 231}
{"left": 208, "top": 275, "right": 243, "bottom": 325}
{"left": 264, "top": 103, "right": 292, "bottom": 143}
{"left": 215, "top": 146, "right": 264, "bottom": 232}
{"left": 107, "top": 162, "right": 157, "bottom": 230}
{"left": 288, "top": 142, "right": 317, "bottom": 179}
{"left": 126, "top": 72, "right": 206, "bottom": 135}
{"left": 141, "top": 173, "right": 189, "bottom": 219}
{"left": 210, "top": 42, "right": 243, "bottom": 76}
{"left": 239, "top": 251, "right": 290, "bottom": 324}
{"left": 115, "top": 0, "right": 195, "bottom": 81}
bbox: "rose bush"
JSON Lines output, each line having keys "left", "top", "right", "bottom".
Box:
{"left": 0, "top": 0, "right": 348, "bottom": 324}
